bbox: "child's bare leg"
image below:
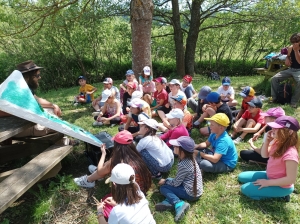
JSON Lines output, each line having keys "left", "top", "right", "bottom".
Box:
{"left": 232, "top": 119, "right": 246, "bottom": 137}
{"left": 206, "top": 107, "right": 217, "bottom": 117}
{"left": 227, "top": 100, "right": 237, "bottom": 107}
{"left": 240, "top": 119, "right": 256, "bottom": 139}
{"left": 200, "top": 127, "right": 210, "bottom": 136}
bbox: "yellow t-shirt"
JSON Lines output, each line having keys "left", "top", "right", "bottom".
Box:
{"left": 79, "top": 84, "right": 95, "bottom": 101}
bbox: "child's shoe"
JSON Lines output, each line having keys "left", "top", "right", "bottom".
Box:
{"left": 73, "top": 175, "right": 95, "bottom": 188}
{"left": 93, "top": 121, "right": 103, "bottom": 126}
{"left": 233, "top": 136, "right": 243, "bottom": 144}
{"left": 73, "top": 102, "right": 79, "bottom": 106}
{"left": 155, "top": 199, "right": 174, "bottom": 211}
{"left": 92, "top": 111, "right": 101, "bottom": 117}
{"left": 174, "top": 201, "right": 190, "bottom": 222}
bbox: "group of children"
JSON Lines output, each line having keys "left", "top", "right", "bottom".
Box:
{"left": 72, "top": 69, "right": 299, "bottom": 223}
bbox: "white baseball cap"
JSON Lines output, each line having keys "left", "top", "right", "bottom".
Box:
{"left": 166, "top": 108, "right": 184, "bottom": 119}
{"left": 129, "top": 98, "right": 144, "bottom": 108}
{"left": 105, "top": 163, "right": 135, "bottom": 185}
{"left": 169, "top": 79, "right": 180, "bottom": 85}
{"left": 143, "top": 66, "right": 151, "bottom": 76}
{"left": 132, "top": 91, "right": 143, "bottom": 100}
{"left": 101, "top": 89, "right": 112, "bottom": 102}
{"left": 138, "top": 118, "right": 159, "bottom": 130}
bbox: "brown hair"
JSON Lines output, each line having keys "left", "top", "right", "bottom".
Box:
{"left": 178, "top": 147, "right": 198, "bottom": 197}
{"left": 272, "top": 128, "right": 299, "bottom": 158}
{"left": 111, "top": 175, "right": 143, "bottom": 205}
{"left": 110, "top": 142, "right": 152, "bottom": 194}
{"left": 290, "top": 33, "right": 300, "bottom": 44}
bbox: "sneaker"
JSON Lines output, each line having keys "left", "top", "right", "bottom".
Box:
{"left": 152, "top": 172, "right": 162, "bottom": 180}
{"left": 92, "top": 111, "right": 100, "bottom": 116}
{"left": 73, "top": 102, "right": 79, "bottom": 106}
{"left": 155, "top": 199, "right": 174, "bottom": 211}
{"left": 282, "top": 195, "right": 290, "bottom": 202}
{"left": 73, "top": 175, "right": 95, "bottom": 188}
{"left": 110, "top": 124, "right": 116, "bottom": 128}
{"left": 174, "top": 201, "right": 190, "bottom": 222}
{"left": 193, "top": 120, "right": 200, "bottom": 126}
{"left": 88, "top": 165, "right": 97, "bottom": 174}
{"left": 233, "top": 137, "right": 243, "bottom": 144}
{"left": 93, "top": 121, "right": 103, "bottom": 126}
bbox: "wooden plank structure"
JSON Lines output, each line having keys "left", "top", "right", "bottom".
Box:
{"left": 254, "top": 59, "right": 287, "bottom": 80}
{"left": 0, "top": 116, "right": 73, "bottom": 214}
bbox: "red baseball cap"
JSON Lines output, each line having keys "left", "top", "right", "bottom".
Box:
{"left": 127, "top": 82, "right": 137, "bottom": 90}
{"left": 183, "top": 75, "right": 193, "bottom": 83}
{"left": 112, "top": 130, "right": 133, "bottom": 145}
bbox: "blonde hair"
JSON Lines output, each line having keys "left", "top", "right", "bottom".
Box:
{"left": 272, "top": 128, "right": 299, "bottom": 158}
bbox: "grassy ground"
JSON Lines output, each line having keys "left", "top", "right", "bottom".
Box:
{"left": 1, "top": 75, "right": 300, "bottom": 224}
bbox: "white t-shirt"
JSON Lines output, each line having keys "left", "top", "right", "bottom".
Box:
{"left": 180, "top": 83, "right": 194, "bottom": 92}
{"left": 217, "top": 86, "right": 235, "bottom": 101}
{"left": 136, "top": 136, "right": 174, "bottom": 167}
{"left": 108, "top": 192, "right": 156, "bottom": 224}
{"left": 168, "top": 90, "right": 185, "bottom": 107}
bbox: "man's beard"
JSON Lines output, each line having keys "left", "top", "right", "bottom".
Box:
{"left": 27, "top": 77, "right": 39, "bottom": 90}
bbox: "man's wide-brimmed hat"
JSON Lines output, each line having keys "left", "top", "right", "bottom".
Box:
{"left": 17, "top": 60, "right": 43, "bottom": 74}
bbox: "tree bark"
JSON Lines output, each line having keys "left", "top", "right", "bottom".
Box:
{"left": 131, "top": 0, "right": 154, "bottom": 78}
{"left": 185, "top": 0, "right": 201, "bottom": 75}
{"left": 171, "top": 0, "right": 185, "bottom": 77}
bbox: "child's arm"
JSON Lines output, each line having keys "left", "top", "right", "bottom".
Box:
{"left": 260, "top": 130, "right": 273, "bottom": 158}
{"left": 103, "top": 102, "right": 121, "bottom": 121}
{"left": 151, "top": 98, "right": 165, "bottom": 110}
{"left": 253, "top": 160, "right": 298, "bottom": 189}
{"left": 86, "top": 86, "right": 97, "bottom": 95}
{"left": 139, "top": 76, "right": 142, "bottom": 85}
{"left": 158, "top": 164, "right": 188, "bottom": 187}
{"left": 120, "top": 83, "right": 127, "bottom": 91}
{"left": 195, "top": 140, "right": 211, "bottom": 149}
{"left": 200, "top": 152, "right": 222, "bottom": 164}
{"left": 252, "top": 125, "right": 267, "bottom": 141}
{"left": 248, "top": 138, "right": 260, "bottom": 153}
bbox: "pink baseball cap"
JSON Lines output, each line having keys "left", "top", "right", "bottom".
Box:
{"left": 260, "top": 107, "right": 285, "bottom": 118}
{"left": 268, "top": 116, "right": 300, "bottom": 132}
{"left": 111, "top": 130, "right": 133, "bottom": 144}
{"left": 127, "top": 82, "right": 137, "bottom": 90}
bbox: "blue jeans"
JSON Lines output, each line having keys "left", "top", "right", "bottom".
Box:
{"left": 184, "top": 86, "right": 194, "bottom": 99}
{"left": 140, "top": 149, "right": 174, "bottom": 176}
{"left": 238, "top": 171, "right": 294, "bottom": 200}
{"left": 160, "top": 180, "right": 200, "bottom": 205}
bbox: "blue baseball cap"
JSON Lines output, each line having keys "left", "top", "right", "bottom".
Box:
{"left": 126, "top": 70, "right": 134, "bottom": 76}
{"left": 222, "top": 77, "right": 231, "bottom": 85}
{"left": 206, "top": 92, "right": 220, "bottom": 103}
{"left": 78, "top": 75, "right": 86, "bottom": 80}
{"left": 198, "top": 86, "right": 212, "bottom": 99}
{"left": 247, "top": 97, "right": 263, "bottom": 108}
{"left": 239, "top": 86, "right": 255, "bottom": 98}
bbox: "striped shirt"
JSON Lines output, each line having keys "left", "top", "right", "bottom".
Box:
{"left": 165, "top": 158, "right": 203, "bottom": 197}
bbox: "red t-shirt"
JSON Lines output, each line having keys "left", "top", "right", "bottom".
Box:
{"left": 241, "top": 99, "right": 249, "bottom": 110}
{"left": 154, "top": 89, "right": 168, "bottom": 106}
{"left": 241, "top": 109, "right": 265, "bottom": 125}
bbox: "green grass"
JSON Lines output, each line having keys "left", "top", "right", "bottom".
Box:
{"left": 1, "top": 75, "right": 300, "bottom": 224}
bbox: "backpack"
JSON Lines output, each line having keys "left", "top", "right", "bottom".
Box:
{"left": 276, "top": 82, "right": 292, "bottom": 105}
{"left": 209, "top": 72, "right": 220, "bottom": 80}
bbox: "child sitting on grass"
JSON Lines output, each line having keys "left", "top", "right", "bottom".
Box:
{"left": 232, "top": 97, "right": 265, "bottom": 144}
{"left": 139, "top": 66, "right": 155, "bottom": 95}
{"left": 119, "top": 69, "right": 139, "bottom": 103}
{"left": 238, "top": 115, "right": 299, "bottom": 201}
{"left": 156, "top": 136, "right": 203, "bottom": 222}
{"left": 240, "top": 107, "right": 285, "bottom": 164}
{"left": 216, "top": 77, "right": 237, "bottom": 108}
{"left": 74, "top": 75, "right": 97, "bottom": 106}
{"left": 93, "top": 89, "right": 121, "bottom": 126}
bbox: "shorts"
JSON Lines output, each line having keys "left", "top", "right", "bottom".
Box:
{"left": 156, "top": 105, "right": 171, "bottom": 114}
{"left": 150, "top": 99, "right": 157, "bottom": 107}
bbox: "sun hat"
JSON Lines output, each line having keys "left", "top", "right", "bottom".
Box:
{"left": 100, "top": 89, "right": 112, "bottom": 102}
{"left": 171, "top": 95, "right": 187, "bottom": 107}
{"left": 247, "top": 97, "right": 263, "bottom": 108}
{"left": 17, "top": 60, "right": 43, "bottom": 74}
{"left": 127, "top": 82, "right": 137, "bottom": 90}
{"left": 138, "top": 118, "right": 159, "bottom": 130}
{"left": 166, "top": 108, "right": 184, "bottom": 120}
{"left": 222, "top": 77, "right": 231, "bottom": 86}
{"left": 198, "top": 86, "right": 212, "bottom": 100}
{"left": 111, "top": 130, "right": 133, "bottom": 144}
{"left": 183, "top": 75, "right": 193, "bottom": 83}
{"left": 78, "top": 75, "right": 86, "bottom": 80}
{"left": 206, "top": 92, "right": 220, "bottom": 103}
{"left": 143, "top": 66, "right": 151, "bottom": 75}
{"left": 260, "top": 107, "right": 285, "bottom": 118}
{"left": 105, "top": 163, "right": 135, "bottom": 185}
{"left": 131, "top": 91, "right": 143, "bottom": 100}
{"left": 267, "top": 115, "right": 300, "bottom": 132}
{"left": 239, "top": 86, "right": 255, "bottom": 98}
{"left": 154, "top": 77, "right": 167, "bottom": 84}
{"left": 204, "top": 113, "right": 230, "bottom": 127}
{"left": 103, "top": 77, "right": 113, "bottom": 84}
{"left": 169, "top": 79, "right": 180, "bottom": 85}
{"left": 126, "top": 69, "right": 134, "bottom": 76}
{"left": 169, "top": 136, "right": 195, "bottom": 153}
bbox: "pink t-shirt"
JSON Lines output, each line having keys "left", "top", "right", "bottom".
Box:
{"left": 154, "top": 89, "right": 168, "bottom": 106}
{"left": 266, "top": 140, "right": 299, "bottom": 188}
{"left": 241, "top": 109, "right": 265, "bottom": 125}
{"left": 160, "top": 124, "right": 189, "bottom": 147}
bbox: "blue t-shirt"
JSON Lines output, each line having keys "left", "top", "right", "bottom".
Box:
{"left": 208, "top": 131, "right": 238, "bottom": 168}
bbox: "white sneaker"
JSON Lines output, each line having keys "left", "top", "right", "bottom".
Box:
{"left": 110, "top": 124, "right": 116, "bottom": 127}
{"left": 92, "top": 111, "right": 100, "bottom": 116}
{"left": 93, "top": 121, "right": 103, "bottom": 126}
{"left": 233, "top": 137, "right": 243, "bottom": 144}
{"left": 88, "top": 165, "right": 97, "bottom": 174}
{"left": 73, "top": 175, "right": 95, "bottom": 188}
{"left": 73, "top": 102, "right": 78, "bottom": 106}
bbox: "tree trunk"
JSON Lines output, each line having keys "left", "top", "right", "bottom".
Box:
{"left": 171, "top": 0, "right": 185, "bottom": 77}
{"left": 131, "top": 0, "right": 154, "bottom": 79}
{"left": 185, "top": 0, "right": 201, "bottom": 75}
